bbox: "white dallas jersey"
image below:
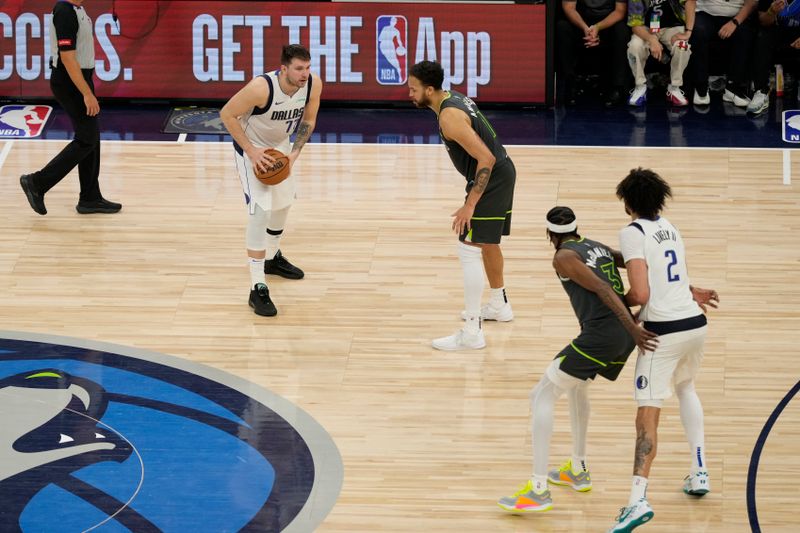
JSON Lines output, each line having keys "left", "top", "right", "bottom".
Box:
{"left": 619, "top": 216, "right": 702, "bottom": 322}
{"left": 236, "top": 70, "right": 312, "bottom": 154}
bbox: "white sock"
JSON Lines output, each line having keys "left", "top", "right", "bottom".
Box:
{"left": 676, "top": 380, "right": 706, "bottom": 473}
{"left": 568, "top": 380, "right": 590, "bottom": 469}
{"left": 530, "top": 374, "right": 565, "bottom": 485}
{"left": 690, "top": 445, "right": 706, "bottom": 473}
{"left": 249, "top": 257, "right": 265, "bottom": 287}
{"left": 464, "top": 315, "right": 482, "bottom": 335}
{"left": 629, "top": 476, "right": 648, "bottom": 504}
{"left": 458, "top": 242, "right": 484, "bottom": 330}
{"left": 532, "top": 475, "right": 548, "bottom": 494}
{"left": 489, "top": 287, "right": 507, "bottom": 308}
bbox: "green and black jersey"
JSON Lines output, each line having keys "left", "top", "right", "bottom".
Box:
{"left": 558, "top": 237, "right": 627, "bottom": 329}
{"left": 555, "top": 236, "right": 636, "bottom": 381}
{"left": 438, "top": 90, "right": 509, "bottom": 182}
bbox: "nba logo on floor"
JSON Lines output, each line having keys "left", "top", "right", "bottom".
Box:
{"left": 0, "top": 105, "right": 52, "bottom": 138}
{"left": 376, "top": 15, "right": 407, "bottom": 85}
{"left": 783, "top": 110, "right": 800, "bottom": 143}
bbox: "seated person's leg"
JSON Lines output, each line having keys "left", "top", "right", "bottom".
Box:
{"left": 627, "top": 34, "right": 650, "bottom": 106}
{"left": 555, "top": 19, "right": 584, "bottom": 104}
{"left": 725, "top": 18, "right": 756, "bottom": 103}
{"left": 688, "top": 12, "right": 716, "bottom": 99}
{"left": 600, "top": 20, "right": 632, "bottom": 106}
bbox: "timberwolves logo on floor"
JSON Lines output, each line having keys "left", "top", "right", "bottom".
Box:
{"left": 0, "top": 105, "right": 52, "bottom": 138}
{"left": 163, "top": 107, "right": 226, "bottom": 134}
{"left": 0, "top": 332, "right": 342, "bottom": 532}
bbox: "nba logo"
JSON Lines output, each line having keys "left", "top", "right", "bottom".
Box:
{"left": 0, "top": 105, "right": 52, "bottom": 138}
{"left": 376, "top": 15, "right": 407, "bottom": 85}
{"left": 783, "top": 110, "right": 800, "bottom": 143}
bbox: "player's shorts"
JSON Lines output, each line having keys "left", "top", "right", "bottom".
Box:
{"left": 555, "top": 319, "right": 636, "bottom": 381}
{"left": 460, "top": 158, "right": 516, "bottom": 245}
{"left": 634, "top": 314, "right": 707, "bottom": 402}
{"left": 233, "top": 144, "right": 295, "bottom": 215}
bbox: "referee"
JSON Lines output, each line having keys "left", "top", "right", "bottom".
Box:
{"left": 20, "top": 0, "right": 121, "bottom": 215}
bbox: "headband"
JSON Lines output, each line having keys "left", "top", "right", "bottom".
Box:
{"left": 546, "top": 220, "right": 577, "bottom": 233}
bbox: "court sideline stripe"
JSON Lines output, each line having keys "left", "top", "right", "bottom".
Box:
{"left": 746, "top": 378, "right": 800, "bottom": 533}
{"left": 0, "top": 140, "right": 14, "bottom": 171}
{"left": 11, "top": 138, "right": 799, "bottom": 152}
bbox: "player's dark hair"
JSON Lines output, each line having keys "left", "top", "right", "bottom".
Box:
{"left": 546, "top": 206, "right": 579, "bottom": 245}
{"left": 410, "top": 61, "right": 444, "bottom": 90}
{"left": 281, "top": 44, "right": 311, "bottom": 65}
{"left": 616, "top": 167, "right": 673, "bottom": 220}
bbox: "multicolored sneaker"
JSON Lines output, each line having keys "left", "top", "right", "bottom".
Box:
{"left": 548, "top": 460, "right": 592, "bottom": 491}
{"left": 683, "top": 471, "right": 710, "bottom": 496}
{"left": 607, "top": 498, "right": 654, "bottom": 532}
{"left": 497, "top": 480, "right": 553, "bottom": 513}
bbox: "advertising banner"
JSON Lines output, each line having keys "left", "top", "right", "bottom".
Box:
{"left": 0, "top": 1, "right": 546, "bottom": 103}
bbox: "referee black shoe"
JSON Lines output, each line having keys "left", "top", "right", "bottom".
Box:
{"left": 264, "top": 250, "right": 304, "bottom": 279}
{"left": 249, "top": 283, "right": 277, "bottom": 316}
{"left": 76, "top": 197, "right": 122, "bottom": 214}
{"left": 20, "top": 174, "right": 46, "bottom": 215}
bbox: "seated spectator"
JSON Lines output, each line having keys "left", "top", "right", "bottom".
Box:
{"left": 747, "top": 0, "right": 800, "bottom": 114}
{"left": 556, "top": 0, "right": 631, "bottom": 106}
{"left": 689, "top": 0, "right": 757, "bottom": 106}
{"left": 627, "top": 0, "right": 696, "bottom": 106}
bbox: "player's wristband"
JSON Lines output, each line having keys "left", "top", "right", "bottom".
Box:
{"left": 731, "top": 18, "right": 740, "bottom": 27}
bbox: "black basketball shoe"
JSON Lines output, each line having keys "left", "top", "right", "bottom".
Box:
{"left": 264, "top": 250, "right": 304, "bottom": 279}
{"left": 249, "top": 283, "right": 277, "bottom": 316}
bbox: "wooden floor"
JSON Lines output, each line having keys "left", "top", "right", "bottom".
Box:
{"left": 1, "top": 140, "right": 799, "bottom": 532}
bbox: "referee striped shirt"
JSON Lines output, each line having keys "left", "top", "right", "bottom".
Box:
{"left": 49, "top": 1, "right": 95, "bottom": 69}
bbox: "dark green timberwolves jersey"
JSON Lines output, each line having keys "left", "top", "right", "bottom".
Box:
{"left": 438, "top": 91, "right": 508, "bottom": 181}
{"left": 558, "top": 237, "right": 627, "bottom": 328}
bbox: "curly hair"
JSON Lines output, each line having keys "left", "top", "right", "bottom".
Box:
{"left": 616, "top": 167, "right": 673, "bottom": 219}
{"left": 409, "top": 61, "right": 444, "bottom": 90}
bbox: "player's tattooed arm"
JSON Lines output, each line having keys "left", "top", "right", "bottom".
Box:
{"left": 471, "top": 167, "right": 492, "bottom": 195}
{"left": 555, "top": 249, "right": 658, "bottom": 352}
{"left": 292, "top": 121, "right": 312, "bottom": 154}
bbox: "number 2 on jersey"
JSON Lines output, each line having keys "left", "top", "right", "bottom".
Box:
{"left": 665, "top": 249, "right": 680, "bottom": 282}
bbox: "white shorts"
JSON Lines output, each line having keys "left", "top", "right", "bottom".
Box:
{"left": 633, "top": 325, "right": 706, "bottom": 403}
{"left": 234, "top": 150, "right": 296, "bottom": 215}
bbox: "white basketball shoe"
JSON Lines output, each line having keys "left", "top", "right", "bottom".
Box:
{"left": 460, "top": 302, "right": 514, "bottom": 322}
{"left": 683, "top": 471, "right": 710, "bottom": 496}
{"left": 432, "top": 329, "right": 486, "bottom": 351}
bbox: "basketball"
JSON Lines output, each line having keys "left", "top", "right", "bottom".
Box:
{"left": 254, "top": 148, "right": 291, "bottom": 185}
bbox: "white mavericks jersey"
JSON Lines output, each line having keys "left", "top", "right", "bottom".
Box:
{"left": 236, "top": 70, "right": 312, "bottom": 155}
{"left": 233, "top": 70, "right": 312, "bottom": 213}
{"left": 619, "top": 216, "right": 702, "bottom": 322}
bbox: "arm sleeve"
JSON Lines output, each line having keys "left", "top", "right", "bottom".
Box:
{"left": 619, "top": 224, "right": 646, "bottom": 262}
{"left": 53, "top": 3, "right": 79, "bottom": 52}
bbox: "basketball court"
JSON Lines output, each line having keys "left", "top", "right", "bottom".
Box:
{"left": 1, "top": 133, "right": 798, "bottom": 531}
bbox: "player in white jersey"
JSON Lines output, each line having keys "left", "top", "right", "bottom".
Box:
{"left": 220, "top": 44, "right": 323, "bottom": 317}
{"left": 608, "top": 168, "right": 719, "bottom": 532}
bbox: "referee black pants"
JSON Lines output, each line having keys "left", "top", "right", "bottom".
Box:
{"left": 32, "top": 66, "right": 101, "bottom": 202}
